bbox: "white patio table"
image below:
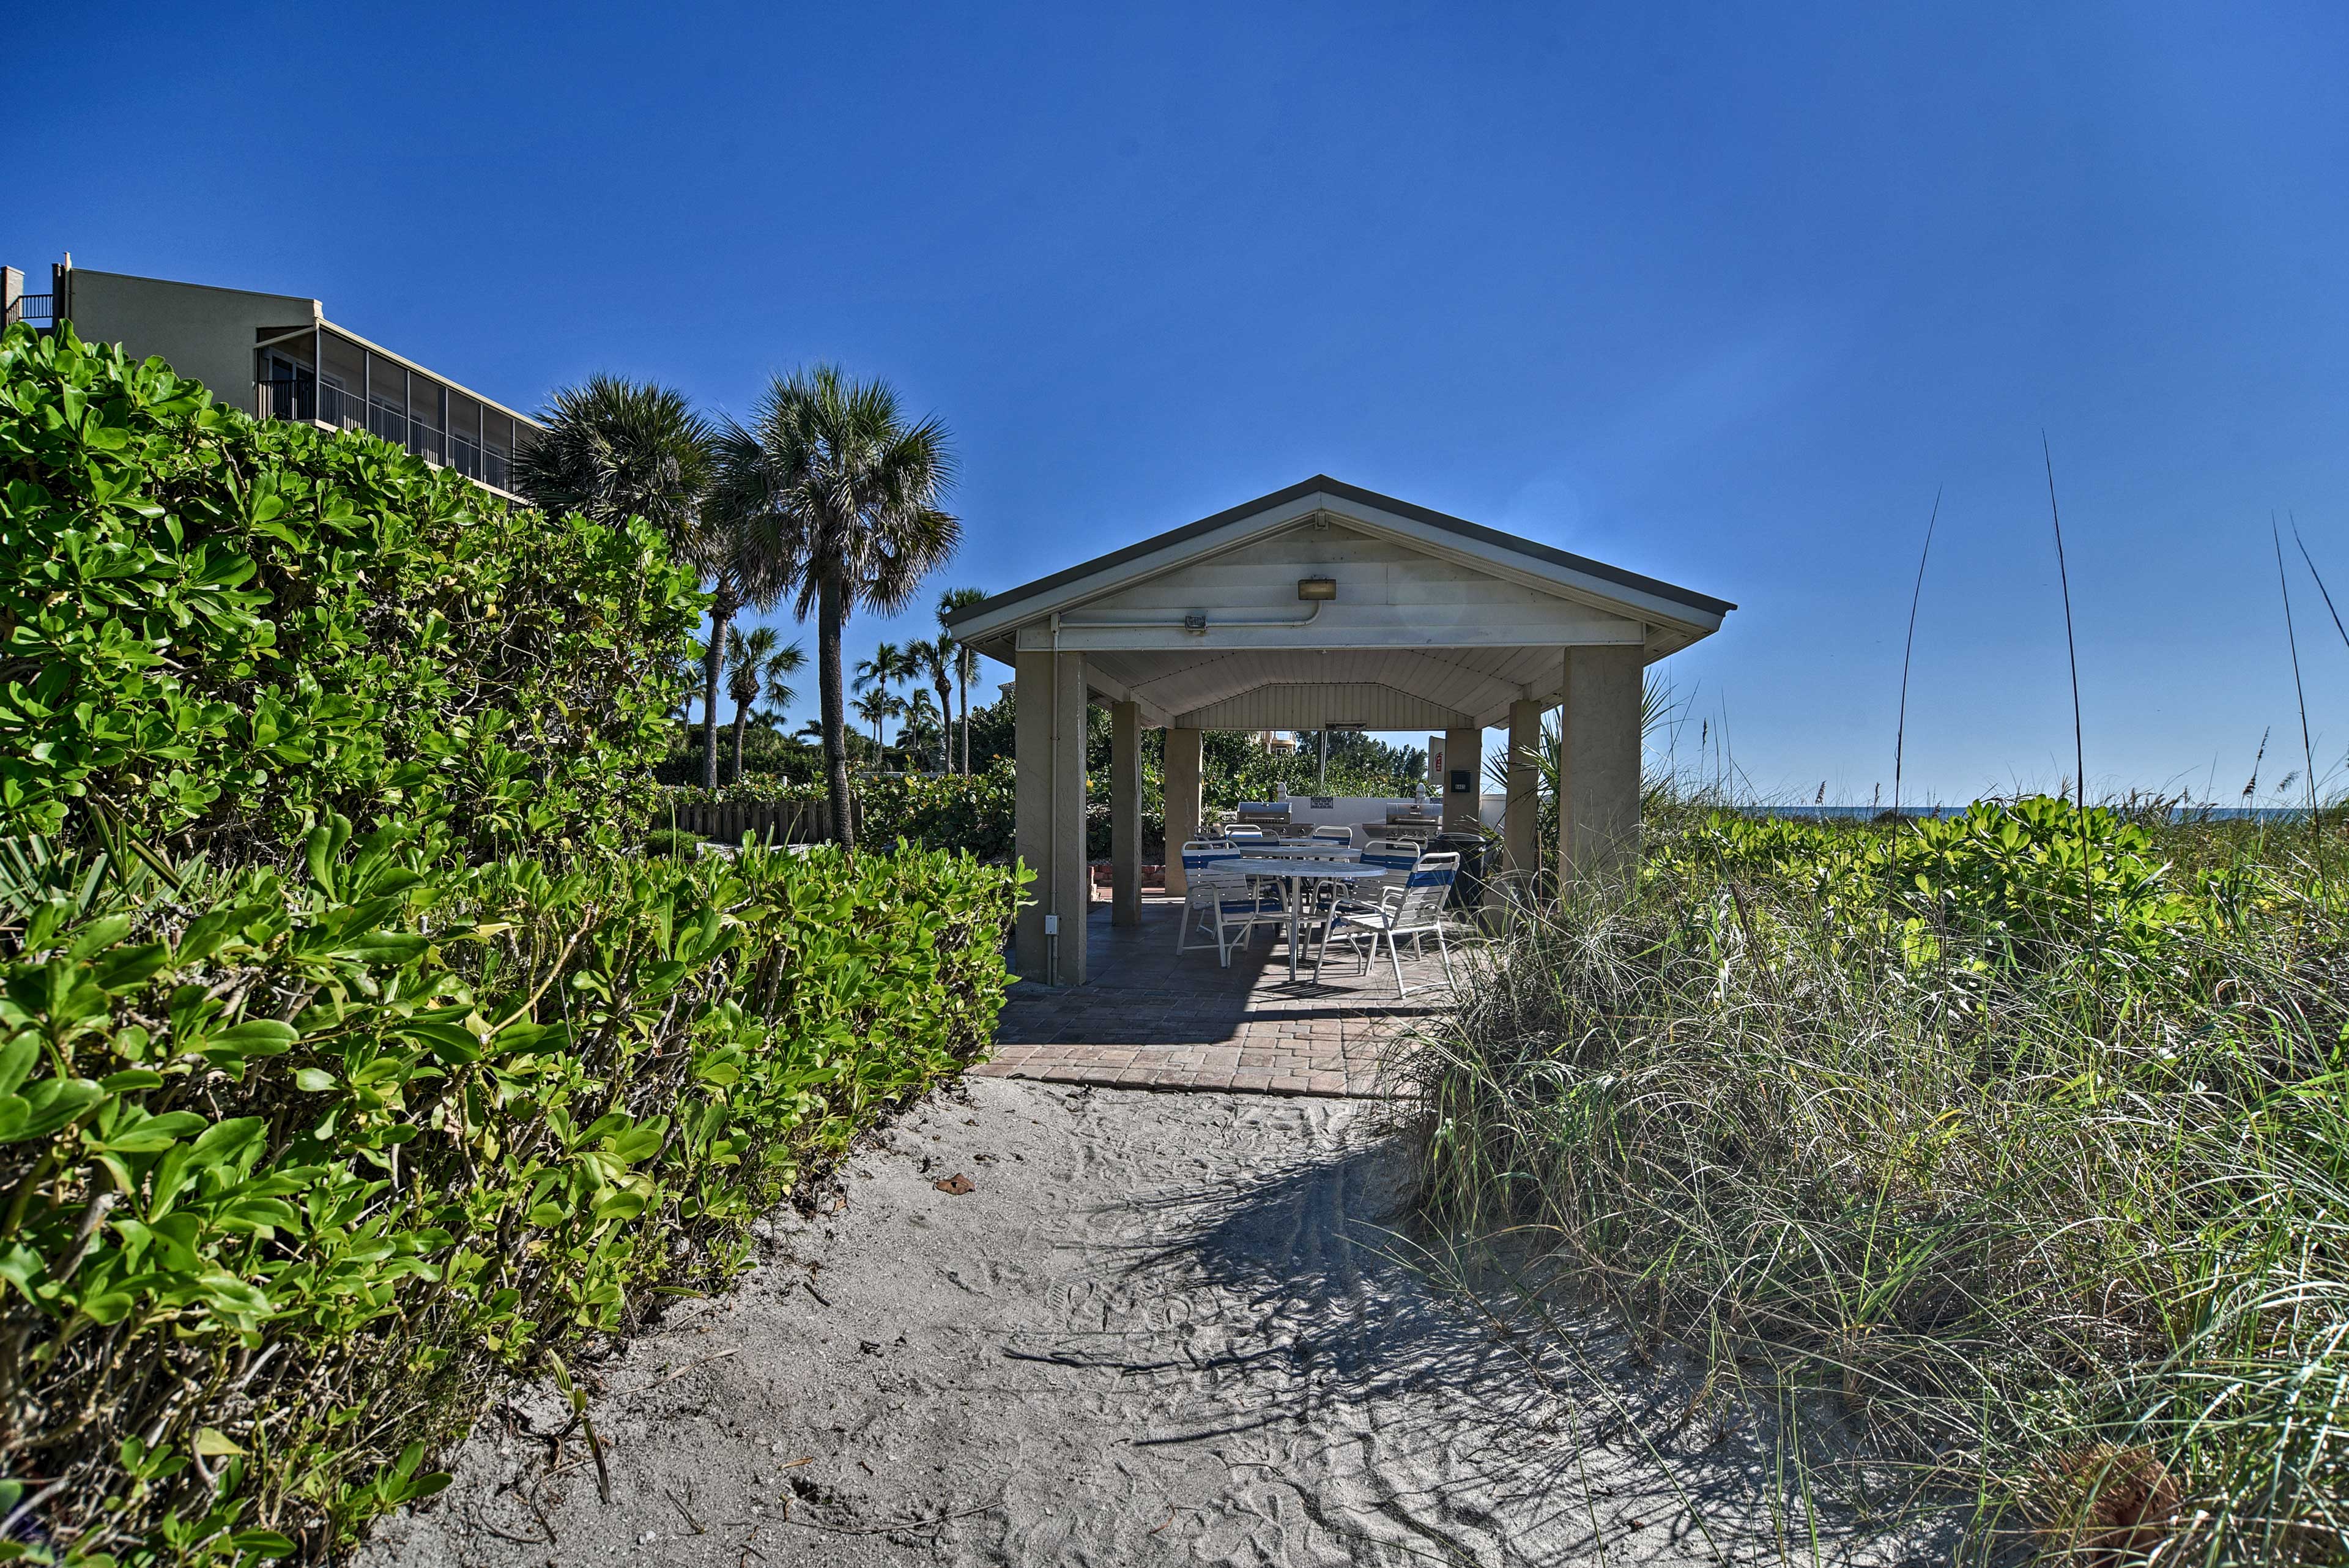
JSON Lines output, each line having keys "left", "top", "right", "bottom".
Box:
{"left": 1226, "top": 857, "right": 1392, "bottom": 981}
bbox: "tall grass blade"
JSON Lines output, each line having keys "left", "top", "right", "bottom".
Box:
{"left": 1892, "top": 485, "right": 1942, "bottom": 820}
{"left": 2289, "top": 513, "right": 2349, "bottom": 655}
{"left": 2273, "top": 517, "right": 2318, "bottom": 841}
{"left": 2041, "top": 436, "right": 2094, "bottom": 958}
{"left": 2040, "top": 435, "right": 2085, "bottom": 808}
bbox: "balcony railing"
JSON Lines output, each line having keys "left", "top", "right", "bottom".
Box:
{"left": 2, "top": 293, "right": 56, "bottom": 328}
{"left": 256, "top": 378, "right": 521, "bottom": 495}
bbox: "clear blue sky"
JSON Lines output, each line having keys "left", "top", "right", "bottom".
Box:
{"left": 12, "top": 3, "right": 2349, "bottom": 804}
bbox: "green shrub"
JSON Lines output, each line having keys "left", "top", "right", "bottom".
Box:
{"left": 1666, "top": 797, "right": 2255, "bottom": 967}
{"left": 0, "top": 324, "right": 1025, "bottom": 1563}
{"left": 0, "top": 324, "right": 700, "bottom": 861}
{"left": 0, "top": 823, "right": 1022, "bottom": 1561}
{"left": 1412, "top": 798, "right": 2349, "bottom": 1561}
{"left": 643, "top": 827, "right": 702, "bottom": 858}
{"left": 664, "top": 762, "right": 1173, "bottom": 861}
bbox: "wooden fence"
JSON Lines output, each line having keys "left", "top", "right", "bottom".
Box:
{"left": 659, "top": 797, "right": 856, "bottom": 845}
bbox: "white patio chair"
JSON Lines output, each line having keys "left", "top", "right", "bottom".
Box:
{"left": 1314, "top": 852, "right": 1458, "bottom": 997}
{"left": 1309, "top": 825, "right": 1354, "bottom": 847}
{"left": 1356, "top": 839, "right": 1423, "bottom": 897}
{"left": 1176, "top": 842, "right": 1285, "bottom": 965}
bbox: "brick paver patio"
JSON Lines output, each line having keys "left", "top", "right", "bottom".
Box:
{"left": 971, "top": 892, "right": 1464, "bottom": 1098}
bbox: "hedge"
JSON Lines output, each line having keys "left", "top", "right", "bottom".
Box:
{"left": 664, "top": 766, "right": 1168, "bottom": 861}
{"left": 0, "top": 825, "right": 1022, "bottom": 1562}
{"left": 0, "top": 324, "right": 697, "bottom": 863}
{"left": 0, "top": 325, "right": 1026, "bottom": 1564}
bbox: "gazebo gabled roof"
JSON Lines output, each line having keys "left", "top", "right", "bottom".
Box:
{"left": 943, "top": 476, "right": 1733, "bottom": 730}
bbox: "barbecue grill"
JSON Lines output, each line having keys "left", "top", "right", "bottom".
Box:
{"left": 1381, "top": 802, "right": 1442, "bottom": 839}
{"left": 1233, "top": 800, "right": 1293, "bottom": 834}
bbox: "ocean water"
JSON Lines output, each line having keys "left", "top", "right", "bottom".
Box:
{"left": 1733, "top": 804, "right": 2314, "bottom": 824}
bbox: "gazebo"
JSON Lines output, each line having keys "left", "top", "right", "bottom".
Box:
{"left": 943, "top": 477, "right": 1734, "bottom": 986}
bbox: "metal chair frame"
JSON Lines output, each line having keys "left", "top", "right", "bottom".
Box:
{"left": 1176, "top": 842, "right": 1286, "bottom": 965}
{"left": 1314, "top": 852, "right": 1458, "bottom": 997}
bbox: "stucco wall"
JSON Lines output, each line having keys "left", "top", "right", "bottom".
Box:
{"left": 63, "top": 269, "right": 317, "bottom": 409}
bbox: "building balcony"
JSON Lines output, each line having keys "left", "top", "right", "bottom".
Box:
{"left": 252, "top": 322, "right": 538, "bottom": 502}
{"left": 2, "top": 291, "right": 55, "bottom": 329}
{"left": 254, "top": 375, "right": 523, "bottom": 495}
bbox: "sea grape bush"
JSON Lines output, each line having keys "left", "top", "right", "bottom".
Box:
{"left": 662, "top": 764, "right": 1169, "bottom": 861}
{"left": 0, "top": 324, "right": 699, "bottom": 861}
{"left": 664, "top": 769, "right": 1016, "bottom": 858}
{"left": 1661, "top": 796, "right": 2258, "bottom": 969}
{"left": 0, "top": 824, "right": 1022, "bottom": 1562}
{"left": 0, "top": 326, "right": 1025, "bottom": 1565}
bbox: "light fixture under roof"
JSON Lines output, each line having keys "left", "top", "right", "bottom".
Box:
{"left": 1296, "top": 576, "right": 1337, "bottom": 601}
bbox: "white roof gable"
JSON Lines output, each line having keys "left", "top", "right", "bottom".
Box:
{"left": 944, "top": 477, "right": 1734, "bottom": 729}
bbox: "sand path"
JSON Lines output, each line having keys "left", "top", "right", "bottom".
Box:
{"left": 362, "top": 1080, "right": 1928, "bottom": 1566}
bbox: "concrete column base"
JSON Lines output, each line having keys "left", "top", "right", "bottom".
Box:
{"left": 1164, "top": 727, "right": 1202, "bottom": 894}
{"left": 1014, "top": 648, "right": 1089, "bottom": 985}
{"left": 1559, "top": 646, "right": 1642, "bottom": 890}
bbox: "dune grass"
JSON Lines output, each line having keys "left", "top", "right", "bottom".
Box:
{"left": 1405, "top": 795, "right": 2349, "bottom": 1563}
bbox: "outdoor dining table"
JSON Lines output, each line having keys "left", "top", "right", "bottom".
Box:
{"left": 1225, "top": 857, "right": 1393, "bottom": 981}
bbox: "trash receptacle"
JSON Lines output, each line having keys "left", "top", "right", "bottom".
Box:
{"left": 1429, "top": 831, "right": 1488, "bottom": 911}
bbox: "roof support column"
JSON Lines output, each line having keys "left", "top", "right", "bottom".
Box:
{"left": 1442, "top": 726, "right": 1481, "bottom": 834}
{"left": 1163, "top": 727, "right": 1202, "bottom": 894}
{"left": 1014, "top": 648, "right": 1089, "bottom": 986}
{"left": 1559, "top": 646, "right": 1642, "bottom": 890}
{"left": 1496, "top": 697, "right": 1544, "bottom": 921}
{"left": 1109, "top": 700, "right": 1141, "bottom": 927}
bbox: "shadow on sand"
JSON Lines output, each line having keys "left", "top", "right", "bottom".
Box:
{"left": 1023, "top": 1126, "right": 1954, "bottom": 1566}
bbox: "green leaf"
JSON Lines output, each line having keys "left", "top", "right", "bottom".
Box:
{"left": 190, "top": 1116, "right": 265, "bottom": 1162}
{"left": 209, "top": 1020, "right": 298, "bottom": 1057}
{"left": 192, "top": 1425, "right": 244, "bottom": 1457}
{"left": 592, "top": 1189, "right": 648, "bottom": 1222}
{"left": 0, "top": 1035, "right": 37, "bottom": 1098}
{"left": 92, "top": 1109, "right": 207, "bottom": 1152}
{"left": 228, "top": 1529, "right": 297, "bottom": 1558}
{"left": 66, "top": 914, "right": 135, "bottom": 961}
{"left": 1, "top": 1079, "right": 102, "bottom": 1142}
{"left": 92, "top": 942, "right": 171, "bottom": 993}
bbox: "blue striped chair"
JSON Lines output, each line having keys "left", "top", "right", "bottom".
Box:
{"left": 1176, "top": 842, "right": 1286, "bottom": 965}
{"left": 1313, "top": 852, "right": 1457, "bottom": 996}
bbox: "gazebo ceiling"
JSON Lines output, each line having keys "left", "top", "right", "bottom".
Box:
{"left": 946, "top": 476, "right": 1733, "bottom": 730}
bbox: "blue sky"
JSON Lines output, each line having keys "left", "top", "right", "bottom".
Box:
{"left": 11, "top": 3, "right": 2349, "bottom": 804}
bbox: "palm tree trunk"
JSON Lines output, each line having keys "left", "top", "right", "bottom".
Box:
{"left": 700, "top": 585, "right": 739, "bottom": 790}
{"left": 731, "top": 701, "right": 748, "bottom": 784}
{"left": 818, "top": 573, "right": 855, "bottom": 853}
{"left": 957, "top": 667, "right": 968, "bottom": 775}
{"left": 933, "top": 676, "right": 952, "bottom": 773}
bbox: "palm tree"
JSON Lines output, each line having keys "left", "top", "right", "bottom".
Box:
{"left": 898, "top": 688, "right": 941, "bottom": 770}
{"left": 853, "top": 686, "right": 904, "bottom": 754}
{"left": 711, "top": 366, "right": 958, "bottom": 851}
{"left": 513, "top": 376, "right": 740, "bottom": 782}
{"left": 670, "top": 635, "right": 708, "bottom": 724}
{"left": 854, "top": 641, "right": 911, "bottom": 700}
{"left": 725, "top": 625, "right": 776, "bottom": 784}
{"left": 687, "top": 513, "right": 803, "bottom": 789}
{"left": 516, "top": 374, "right": 713, "bottom": 540}
{"left": 762, "top": 639, "right": 806, "bottom": 718}
{"left": 906, "top": 637, "right": 954, "bottom": 773}
{"left": 722, "top": 627, "right": 807, "bottom": 782}
{"left": 936, "top": 587, "right": 986, "bottom": 774}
